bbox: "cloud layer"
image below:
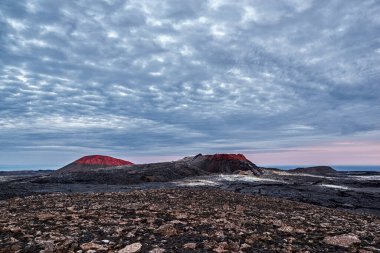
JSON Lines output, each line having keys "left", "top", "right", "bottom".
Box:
{"left": 1, "top": 0, "right": 380, "bottom": 167}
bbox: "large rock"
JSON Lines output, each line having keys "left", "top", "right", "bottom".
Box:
{"left": 323, "top": 234, "right": 361, "bottom": 248}
{"left": 118, "top": 242, "right": 142, "bottom": 253}
{"left": 80, "top": 242, "right": 107, "bottom": 251}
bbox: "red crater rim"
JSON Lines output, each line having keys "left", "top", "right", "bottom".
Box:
{"left": 74, "top": 155, "right": 134, "bottom": 166}
{"left": 205, "top": 154, "right": 248, "bottom": 161}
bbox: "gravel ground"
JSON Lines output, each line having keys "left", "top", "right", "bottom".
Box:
{"left": 1, "top": 188, "right": 379, "bottom": 252}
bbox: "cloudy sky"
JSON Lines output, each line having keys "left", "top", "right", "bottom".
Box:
{"left": 1, "top": 0, "right": 380, "bottom": 169}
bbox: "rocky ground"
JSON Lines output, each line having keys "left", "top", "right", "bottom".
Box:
{"left": 1, "top": 188, "right": 379, "bottom": 253}
{"left": 1, "top": 171, "right": 380, "bottom": 217}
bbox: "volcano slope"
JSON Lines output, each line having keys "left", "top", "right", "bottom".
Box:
{"left": 1, "top": 188, "right": 379, "bottom": 253}
{"left": 0, "top": 154, "right": 262, "bottom": 201}
{"left": 1, "top": 154, "right": 379, "bottom": 217}
{"left": 185, "top": 153, "right": 262, "bottom": 174}
{"left": 55, "top": 155, "right": 134, "bottom": 174}
{"left": 34, "top": 154, "right": 263, "bottom": 185}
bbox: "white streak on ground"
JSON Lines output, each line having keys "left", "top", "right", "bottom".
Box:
{"left": 319, "top": 184, "right": 350, "bottom": 190}
{"left": 349, "top": 175, "right": 380, "bottom": 180}
{"left": 173, "top": 174, "right": 281, "bottom": 187}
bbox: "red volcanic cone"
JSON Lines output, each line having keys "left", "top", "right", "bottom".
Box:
{"left": 56, "top": 155, "right": 133, "bottom": 174}
{"left": 75, "top": 155, "right": 133, "bottom": 166}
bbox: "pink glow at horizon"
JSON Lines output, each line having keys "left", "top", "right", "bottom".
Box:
{"left": 128, "top": 141, "right": 380, "bottom": 166}
{"left": 247, "top": 141, "right": 380, "bottom": 166}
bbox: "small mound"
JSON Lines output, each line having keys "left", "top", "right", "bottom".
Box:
{"left": 288, "top": 166, "right": 336, "bottom": 175}
{"left": 55, "top": 155, "right": 133, "bottom": 174}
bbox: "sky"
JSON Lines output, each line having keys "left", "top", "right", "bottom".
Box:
{"left": 1, "top": 0, "right": 380, "bottom": 169}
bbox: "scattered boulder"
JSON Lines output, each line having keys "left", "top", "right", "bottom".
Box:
{"left": 323, "top": 234, "right": 361, "bottom": 248}
{"left": 0, "top": 189, "right": 377, "bottom": 252}
{"left": 155, "top": 224, "right": 178, "bottom": 237}
{"left": 80, "top": 242, "right": 107, "bottom": 251}
{"left": 278, "top": 225, "right": 294, "bottom": 233}
{"left": 118, "top": 242, "right": 142, "bottom": 253}
{"left": 183, "top": 242, "right": 197, "bottom": 249}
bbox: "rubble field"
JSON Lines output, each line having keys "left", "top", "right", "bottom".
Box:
{"left": 1, "top": 188, "right": 379, "bottom": 252}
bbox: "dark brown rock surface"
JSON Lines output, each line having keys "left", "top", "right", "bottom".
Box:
{"left": 1, "top": 188, "right": 379, "bottom": 252}
{"left": 186, "top": 154, "right": 263, "bottom": 175}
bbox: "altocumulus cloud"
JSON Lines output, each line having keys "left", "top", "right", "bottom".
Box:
{"left": 0, "top": 0, "right": 380, "bottom": 168}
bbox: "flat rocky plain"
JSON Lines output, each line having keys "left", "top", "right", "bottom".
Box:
{"left": 1, "top": 188, "right": 379, "bottom": 253}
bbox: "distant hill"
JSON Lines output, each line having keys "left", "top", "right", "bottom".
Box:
{"left": 55, "top": 155, "right": 133, "bottom": 174}
{"left": 288, "top": 166, "right": 336, "bottom": 175}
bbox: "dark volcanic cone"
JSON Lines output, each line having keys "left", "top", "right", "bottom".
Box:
{"left": 288, "top": 166, "right": 336, "bottom": 175}
{"left": 55, "top": 155, "right": 133, "bottom": 174}
{"left": 187, "top": 153, "right": 263, "bottom": 175}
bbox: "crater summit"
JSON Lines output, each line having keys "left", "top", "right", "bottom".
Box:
{"left": 75, "top": 155, "right": 133, "bottom": 166}
{"left": 56, "top": 155, "right": 133, "bottom": 174}
{"left": 187, "top": 153, "right": 263, "bottom": 175}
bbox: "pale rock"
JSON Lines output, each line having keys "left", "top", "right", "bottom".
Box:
{"left": 215, "top": 230, "right": 225, "bottom": 238}
{"left": 175, "top": 213, "right": 188, "bottom": 219}
{"left": 170, "top": 219, "right": 187, "bottom": 225}
{"left": 240, "top": 243, "right": 251, "bottom": 249}
{"left": 323, "top": 234, "right": 361, "bottom": 248}
{"left": 358, "top": 250, "right": 373, "bottom": 253}
{"left": 149, "top": 248, "right": 165, "bottom": 253}
{"left": 320, "top": 223, "right": 330, "bottom": 228}
{"left": 278, "top": 225, "right": 294, "bottom": 233}
{"left": 37, "top": 213, "right": 55, "bottom": 221}
{"left": 294, "top": 228, "right": 306, "bottom": 234}
{"left": 80, "top": 242, "right": 107, "bottom": 251}
{"left": 126, "top": 231, "right": 135, "bottom": 237}
{"left": 183, "top": 242, "right": 197, "bottom": 249}
{"left": 10, "top": 237, "right": 19, "bottom": 243}
{"left": 155, "top": 224, "right": 177, "bottom": 237}
{"left": 290, "top": 215, "right": 305, "bottom": 221}
{"left": 118, "top": 242, "right": 142, "bottom": 253}
{"left": 40, "top": 241, "right": 55, "bottom": 253}
{"left": 10, "top": 244, "right": 21, "bottom": 251}
{"left": 272, "top": 220, "right": 283, "bottom": 227}
{"left": 213, "top": 242, "right": 229, "bottom": 252}
{"left": 7, "top": 225, "right": 22, "bottom": 233}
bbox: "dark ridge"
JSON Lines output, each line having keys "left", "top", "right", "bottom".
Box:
{"left": 288, "top": 166, "right": 337, "bottom": 175}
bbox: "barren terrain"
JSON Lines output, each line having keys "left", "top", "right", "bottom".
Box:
{"left": 1, "top": 188, "right": 379, "bottom": 253}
